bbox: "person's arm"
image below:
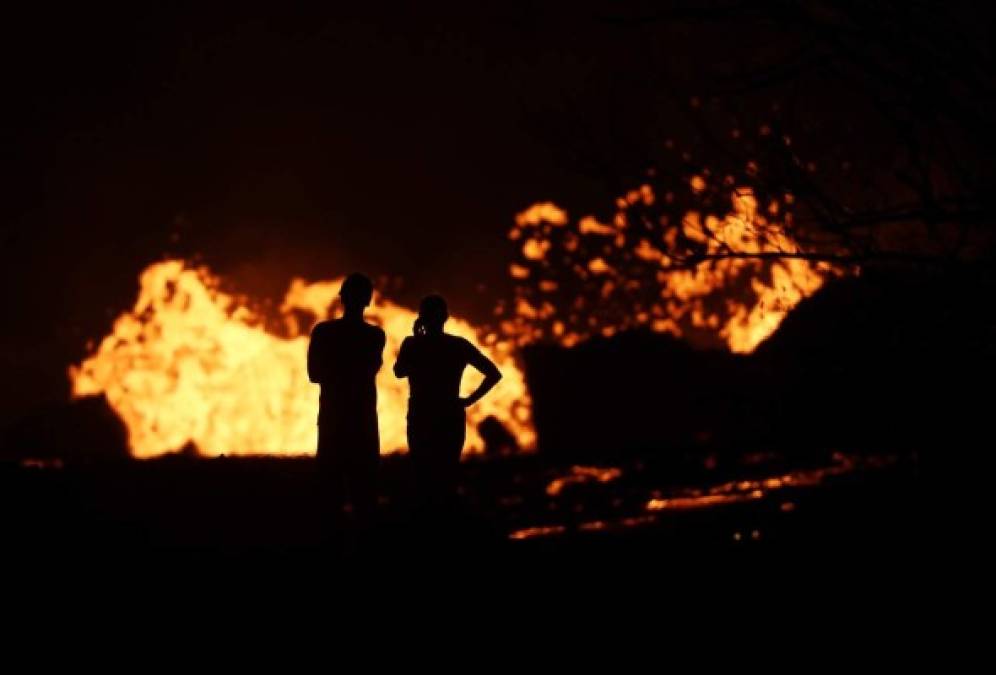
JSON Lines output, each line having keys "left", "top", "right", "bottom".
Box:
{"left": 394, "top": 337, "right": 412, "bottom": 378}
{"left": 459, "top": 341, "right": 502, "bottom": 407}
{"left": 307, "top": 324, "right": 325, "bottom": 383}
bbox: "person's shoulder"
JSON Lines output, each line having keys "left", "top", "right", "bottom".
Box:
{"left": 364, "top": 322, "right": 386, "bottom": 339}
{"left": 311, "top": 319, "right": 336, "bottom": 335}
{"left": 448, "top": 334, "right": 477, "bottom": 351}
{"left": 314, "top": 318, "right": 356, "bottom": 340}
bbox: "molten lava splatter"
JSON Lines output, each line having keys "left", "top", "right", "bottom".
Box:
{"left": 500, "top": 180, "right": 843, "bottom": 353}
{"left": 509, "top": 453, "right": 897, "bottom": 540}
{"left": 545, "top": 465, "right": 623, "bottom": 497}
{"left": 69, "top": 260, "right": 534, "bottom": 458}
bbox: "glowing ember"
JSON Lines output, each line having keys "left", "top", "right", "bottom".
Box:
{"left": 69, "top": 260, "right": 534, "bottom": 458}
{"left": 508, "top": 525, "right": 567, "bottom": 540}
{"left": 643, "top": 453, "right": 893, "bottom": 512}
{"left": 546, "top": 465, "right": 623, "bottom": 496}
{"left": 500, "top": 181, "right": 843, "bottom": 353}
{"left": 645, "top": 492, "right": 761, "bottom": 511}
{"left": 509, "top": 453, "right": 897, "bottom": 540}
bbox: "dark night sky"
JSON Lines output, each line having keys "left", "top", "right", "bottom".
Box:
{"left": 4, "top": 4, "right": 733, "bottom": 423}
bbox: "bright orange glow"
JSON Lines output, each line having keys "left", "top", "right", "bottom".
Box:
{"left": 644, "top": 453, "right": 889, "bottom": 512}
{"left": 508, "top": 453, "right": 896, "bottom": 540}
{"left": 508, "top": 525, "right": 567, "bottom": 540}
{"left": 515, "top": 202, "right": 569, "bottom": 228}
{"left": 578, "top": 216, "right": 616, "bottom": 236}
{"left": 503, "top": 184, "right": 844, "bottom": 353}
{"left": 546, "top": 465, "right": 623, "bottom": 496}
{"left": 69, "top": 260, "right": 535, "bottom": 459}
{"left": 646, "top": 492, "right": 761, "bottom": 511}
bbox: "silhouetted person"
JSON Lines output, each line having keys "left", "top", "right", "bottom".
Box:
{"left": 308, "top": 273, "right": 385, "bottom": 541}
{"left": 394, "top": 295, "right": 502, "bottom": 520}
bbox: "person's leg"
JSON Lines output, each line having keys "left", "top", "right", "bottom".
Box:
{"left": 316, "top": 426, "right": 346, "bottom": 545}
{"left": 426, "top": 415, "right": 452, "bottom": 515}
{"left": 438, "top": 409, "right": 466, "bottom": 507}
{"left": 346, "top": 446, "right": 379, "bottom": 534}
{"left": 444, "top": 413, "right": 467, "bottom": 519}
{"left": 407, "top": 413, "right": 426, "bottom": 506}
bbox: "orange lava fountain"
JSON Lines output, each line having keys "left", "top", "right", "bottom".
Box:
{"left": 500, "top": 178, "right": 845, "bottom": 353}
{"left": 69, "top": 260, "right": 534, "bottom": 458}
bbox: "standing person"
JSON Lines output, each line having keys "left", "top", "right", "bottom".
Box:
{"left": 307, "top": 273, "right": 386, "bottom": 538}
{"left": 394, "top": 295, "right": 502, "bottom": 518}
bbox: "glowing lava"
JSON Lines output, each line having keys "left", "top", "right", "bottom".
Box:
{"left": 69, "top": 175, "right": 842, "bottom": 458}
{"left": 70, "top": 260, "right": 534, "bottom": 458}
{"left": 500, "top": 181, "right": 843, "bottom": 353}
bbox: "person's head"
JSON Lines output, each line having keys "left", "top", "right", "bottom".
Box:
{"left": 415, "top": 294, "right": 448, "bottom": 336}
{"left": 339, "top": 273, "right": 374, "bottom": 314}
